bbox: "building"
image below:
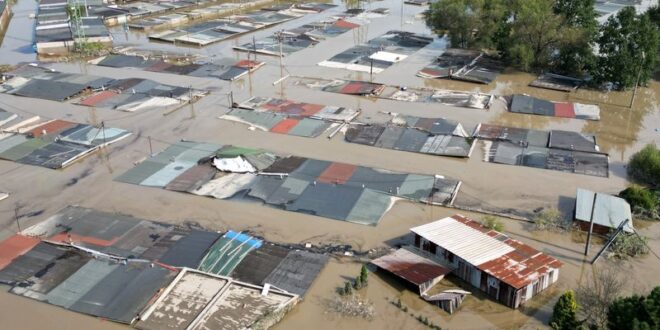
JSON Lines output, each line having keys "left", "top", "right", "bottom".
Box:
{"left": 574, "top": 188, "right": 634, "bottom": 235}
{"left": 409, "top": 214, "right": 562, "bottom": 309}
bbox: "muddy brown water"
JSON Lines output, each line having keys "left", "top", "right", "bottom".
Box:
{"left": 0, "top": 0, "right": 658, "bottom": 328}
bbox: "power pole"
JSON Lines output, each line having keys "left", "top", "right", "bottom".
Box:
{"left": 584, "top": 193, "right": 598, "bottom": 256}
{"left": 14, "top": 204, "right": 21, "bottom": 232}
{"left": 370, "top": 58, "right": 373, "bottom": 82}
{"left": 148, "top": 136, "right": 153, "bottom": 156}
{"left": 629, "top": 51, "right": 646, "bottom": 109}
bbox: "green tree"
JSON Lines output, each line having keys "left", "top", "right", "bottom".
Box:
{"left": 500, "top": 0, "right": 570, "bottom": 71}
{"left": 425, "top": 0, "right": 508, "bottom": 49}
{"left": 627, "top": 144, "right": 660, "bottom": 189}
{"left": 550, "top": 290, "right": 579, "bottom": 330}
{"left": 344, "top": 281, "right": 353, "bottom": 295}
{"left": 552, "top": 0, "right": 598, "bottom": 76}
{"left": 425, "top": 0, "right": 482, "bottom": 48}
{"left": 594, "top": 7, "right": 659, "bottom": 89}
{"left": 608, "top": 286, "right": 660, "bottom": 330}
{"left": 359, "top": 264, "right": 368, "bottom": 286}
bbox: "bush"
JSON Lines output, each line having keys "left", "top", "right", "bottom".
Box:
{"left": 620, "top": 185, "right": 656, "bottom": 210}
{"left": 534, "top": 208, "right": 565, "bottom": 231}
{"left": 609, "top": 233, "right": 649, "bottom": 258}
{"left": 608, "top": 286, "right": 660, "bottom": 330}
{"left": 619, "top": 185, "right": 659, "bottom": 220}
{"left": 481, "top": 215, "right": 505, "bottom": 232}
{"left": 627, "top": 144, "right": 660, "bottom": 189}
{"left": 550, "top": 290, "right": 579, "bottom": 330}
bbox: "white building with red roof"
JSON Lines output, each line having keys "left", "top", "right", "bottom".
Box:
{"left": 410, "top": 214, "right": 562, "bottom": 308}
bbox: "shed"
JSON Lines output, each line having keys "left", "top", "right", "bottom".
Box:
{"left": 371, "top": 246, "right": 452, "bottom": 294}
{"left": 574, "top": 188, "right": 634, "bottom": 234}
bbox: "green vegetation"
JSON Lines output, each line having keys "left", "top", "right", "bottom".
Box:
{"left": 391, "top": 298, "right": 441, "bottom": 329}
{"left": 424, "top": 0, "right": 660, "bottom": 89}
{"left": 74, "top": 42, "right": 106, "bottom": 56}
{"left": 608, "top": 286, "right": 660, "bottom": 330}
{"left": 610, "top": 233, "right": 649, "bottom": 259}
{"left": 595, "top": 7, "right": 659, "bottom": 89}
{"left": 534, "top": 208, "right": 565, "bottom": 231}
{"left": 550, "top": 290, "right": 580, "bottom": 330}
{"left": 480, "top": 215, "right": 505, "bottom": 232}
{"left": 338, "top": 264, "right": 369, "bottom": 295}
{"left": 619, "top": 185, "right": 659, "bottom": 220}
{"left": 628, "top": 144, "right": 660, "bottom": 189}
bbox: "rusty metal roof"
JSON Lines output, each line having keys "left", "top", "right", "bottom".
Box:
{"left": 412, "top": 215, "right": 562, "bottom": 289}
{"left": 371, "top": 246, "right": 451, "bottom": 286}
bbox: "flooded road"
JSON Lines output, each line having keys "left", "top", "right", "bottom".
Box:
{"left": 0, "top": 0, "right": 658, "bottom": 329}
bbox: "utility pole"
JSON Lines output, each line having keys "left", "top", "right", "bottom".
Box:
{"left": 148, "top": 136, "right": 153, "bottom": 156}
{"left": 584, "top": 192, "right": 598, "bottom": 256}
{"left": 278, "top": 31, "right": 284, "bottom": 80}
{"left": 189, "top": 85, "right": 195, "bottom": 118}
{"left": 14, "top": 204, "right": 21, "bottom": 232}
{"left": 629, "top": 51, "right": 646, "bottom": 109}
{"left": 370, "top": 58, "right": 373, "bottom": 82}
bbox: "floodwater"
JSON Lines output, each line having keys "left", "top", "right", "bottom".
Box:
{"left": 0, "top": 0, "right": 658, "bottom": 328}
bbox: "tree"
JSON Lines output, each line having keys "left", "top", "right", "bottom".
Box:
{"left": 576, "top": 268, "right": 624, "bottom": 329}
{"left": 344, "top": 281, "right": 353, "bottom": 295}
{"left": 608, "top": 286, "right": 660, "bottom": 330}
{"left": 425, "top": 0, "right": 482, "bottom": 48}
{"left": 500, "top": 0, "right": 570, "bottom": 71}
{"left": 550, "top": 290, "right": 579, "bottom": 330}
{"left": 594, "top": 7, "right": 660, "bottom": 89}
{"left": 425, "top": 0, "right": 509, "bottom": 49}
{"left": 359, "top": 264, "right": 369, "bottom": 286}
{"left": 627, "top": 144, "right": 660, "bottom": 189}
{"left": 552, "top": 0, "right": 598, "bottom": 76}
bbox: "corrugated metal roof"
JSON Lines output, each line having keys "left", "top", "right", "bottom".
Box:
{"left": 411, "top": 215, "right": 562, "bottom": 289}
{"left": 575, "top": 188, "right": 633, "bottom": 233}
{"left": 0, "top": 235, "right": 42, "bottom": 271}
{"left": 371, "top": 246, "right": 451, "bottom": 286}
{"left": 411, "top": 216, "right": 515, "bottom": 266}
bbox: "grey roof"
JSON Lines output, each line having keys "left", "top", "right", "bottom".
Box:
{"left": 575, "top": 188, "right": 633, "bottom": 233}
{"left": 262, "top": 250, "right": 329, "bottom": 296}
{"left": 11, "top": 79, "right": 86, "bottom": 101}
{"left": 230, "top": 244, "right": 290, "bottom": 285}
{"left": 158, "top": 229, "right": 221, "bottom": 268}
{"left": 69, "top": 262, "right": 176, "bottom": 323}
{"left": 17, "top": 140, "right": 91, "bottom": 169}
{"left": 0, "top": 242, "right": 67, "bottom": 285}
{"left": 549, "top": 130, "right": 599, "bottom": 153}
{"left": 286, "top": 182, "right": 362, "bottom": 221}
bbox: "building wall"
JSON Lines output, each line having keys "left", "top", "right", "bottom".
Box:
{"left": 413, "top": 233, "right": 560, "bottom": 309}
{"left": 575, "top": 220, "right": 613, "bottom": 235}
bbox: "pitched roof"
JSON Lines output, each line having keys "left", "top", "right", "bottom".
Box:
{"left": 411, "top": 215, "right": 562, "bottom": 289}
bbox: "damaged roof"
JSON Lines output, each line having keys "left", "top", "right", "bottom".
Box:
{"left": 371, "top": 246, "right": 452, "bottom": 286}
{"left": 411, "top": 215, "right": 562, "bottom": 289}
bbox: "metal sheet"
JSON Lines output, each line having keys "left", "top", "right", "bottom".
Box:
{"left": 261, "top": 250, "right": 329, "bottom": 296}
{"left": 69, "top": 263, "right": 176, "bottom": 323}
{"left": 158, "top": 229, "right": 221, "bottom": 268}
{"left": 286, "top": 182, "right": 362, "bottom": 221}
{"left": 345, "top": 189, "right": 392, "bottom": 225}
